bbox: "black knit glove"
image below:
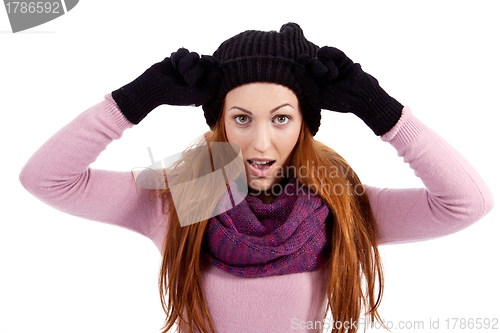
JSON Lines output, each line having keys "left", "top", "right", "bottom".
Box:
{"left": 293, "top": 46, "right": 403, "bottom": 135}
{"left": 111, "top": 48, "right": 221, "bottom": 124}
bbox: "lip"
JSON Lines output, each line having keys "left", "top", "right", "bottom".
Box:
{"left": 246, "top": 159, "right": 275, "bottom": 178}
{"left": 248, "top": 158, "right": 274, "bottom": 162}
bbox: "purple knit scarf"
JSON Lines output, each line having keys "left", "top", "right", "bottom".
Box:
{"left": 202, "top": 177, "right": 332, "bottom": 278}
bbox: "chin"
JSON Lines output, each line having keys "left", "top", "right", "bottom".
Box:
{"left": 248, "top": 178, "right": 274, "bottom": 192}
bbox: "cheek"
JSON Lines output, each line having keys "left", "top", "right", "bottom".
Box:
{"left": 224, "top": 121, "right": 235, "bottom": 141}
{"left": 225, "top": 122, "right": 247, "bottom": 151}
{"left": 279, "top": 139, "right": 297, "bottom": 160}
{"left": 278, "top": 124, "right": 301, "bottom": 156}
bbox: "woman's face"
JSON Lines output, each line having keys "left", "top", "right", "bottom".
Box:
{"left": 224, "top": 82, "right": 303, "bottom": 202}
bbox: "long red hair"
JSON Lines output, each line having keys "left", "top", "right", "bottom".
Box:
{"left": 155, "top": 105, "right": 384, "bottom": 332}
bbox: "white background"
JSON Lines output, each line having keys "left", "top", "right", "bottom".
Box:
{"left": 1, "top": 1, "right": 498, "bottom": 332}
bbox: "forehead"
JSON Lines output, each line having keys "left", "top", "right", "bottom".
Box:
{"left": 224, "top": 82, "right": 299, "bottom": 110}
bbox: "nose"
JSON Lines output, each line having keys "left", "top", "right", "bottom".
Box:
{"left": 252, "top": 122, "right": 272, "bottom": 153}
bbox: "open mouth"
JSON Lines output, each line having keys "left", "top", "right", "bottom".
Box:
{"left": 247, "top": 160, "right": 275, "bottom": 170}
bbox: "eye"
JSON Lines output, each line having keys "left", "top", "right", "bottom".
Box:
{"left": 233, "top": 114, "right": 291, "bottom": 125}
{"left": 273, "top": 115, "right": 290, "bottom": 124}
{"left": 234, "top": 115, "right": 250, "bottom": 125}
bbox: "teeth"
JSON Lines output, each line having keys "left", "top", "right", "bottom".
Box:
{"left": 250, "top": 160, "right": 272, "bottom": 164}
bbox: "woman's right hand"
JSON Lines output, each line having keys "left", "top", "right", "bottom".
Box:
{"left": 111, "top": 48, "right": 221, "bottom": 124}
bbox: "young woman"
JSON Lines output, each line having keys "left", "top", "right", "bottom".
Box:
{"left": 19, "top": 23, "right": 493, "bottom": 333}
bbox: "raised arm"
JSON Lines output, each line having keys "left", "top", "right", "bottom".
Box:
{"left": 367, "top": 107, "right": 493, "bottom": 244}
{"left": 18, "top": 95, "right": 167, "bottom": 250}
{"left": 19, "top": 48, "right": 221, "bottom": 252}
{"left": 293, "top": 46, "right": 493, "bottom": 244}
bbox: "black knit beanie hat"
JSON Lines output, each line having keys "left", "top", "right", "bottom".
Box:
{"left": 202, "top": 23, "right": 322, "bottom": 136}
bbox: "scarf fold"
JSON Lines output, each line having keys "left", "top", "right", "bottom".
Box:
{"left": 202, "top": 177, "right": 332, "bottom": 278}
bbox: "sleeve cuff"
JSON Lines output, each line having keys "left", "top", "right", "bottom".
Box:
{"left": 380, "top": 106, "right": 427, "bottom": 149}
{"left": 103, "top": 93, "right": 135, "bottom": 131}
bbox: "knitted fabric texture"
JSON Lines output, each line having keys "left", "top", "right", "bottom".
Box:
{"left": 202, "top": 177, "right": 332, "bottom": 277}
{"left": 202, "top": 22, "right": 322, "bottom": 136}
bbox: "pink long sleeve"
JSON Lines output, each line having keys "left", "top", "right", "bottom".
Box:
{"left": 369, "top": 106, "right": 494, "bottom": 245}
{"left": 18, "top": 94, "right": 166, "bottom": 250}
{"left": 19, "top": 97, "right": 494, "bottom": 332}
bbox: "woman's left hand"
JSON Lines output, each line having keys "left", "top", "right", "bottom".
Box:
{"left": 293, "top": 46, "right": 404, "bottom": 136}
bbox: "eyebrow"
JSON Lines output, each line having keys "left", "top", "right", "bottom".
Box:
{"left": 229, "top": 104, "right": 293, "bottom": 115}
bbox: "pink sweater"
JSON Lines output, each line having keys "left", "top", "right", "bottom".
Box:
{"left": 19, "top": 94, "right": 494, "bottom": 332}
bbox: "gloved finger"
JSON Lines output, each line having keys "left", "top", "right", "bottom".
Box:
{"left": 308, "top": 58, "right": 328, "bottom": 77}
{"left": 317, "top": 46, "right": 337, "bottom": 60}
{"left": 184, "top": 54, "right": 221, "bottom": 87}
{"left": 177, "top": 52, "right": 200, "bottom": 75}
{"left": 170, "top": 48, "right": 190, "bottom": 68}
{"left": 317, "top": 47, "right": 345, "bottom": 81}
{"left": 325, "top": 47, "right": 354, "bottom": 70}
{"left": 183, "top": 63, "right": 205, "bottom": 86}
{"left": 316, "top": 58, "right": 339, "bottom": 82}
